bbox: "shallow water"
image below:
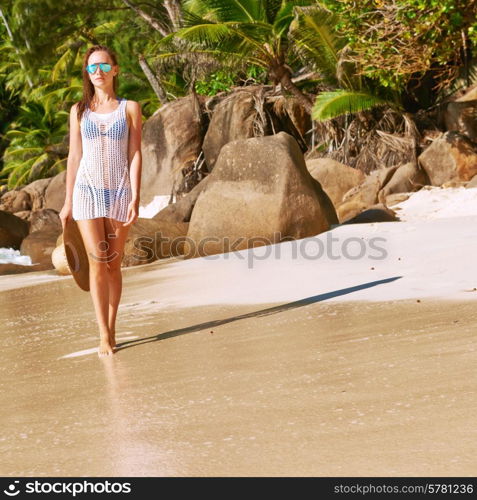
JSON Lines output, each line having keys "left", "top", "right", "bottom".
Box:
{"left": 1, "top": 268, "right": 476, "bottom": 476}
{"left": 0, "top": 247, "right": 32, "bottom": 266}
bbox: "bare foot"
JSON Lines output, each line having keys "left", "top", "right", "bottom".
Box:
{"left": 98, "top": 336, "right": 114, "bottom": 357}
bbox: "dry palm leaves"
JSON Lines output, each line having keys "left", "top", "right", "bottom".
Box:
{"left": 307, "top": 106, "right": 422, "bottom": 174}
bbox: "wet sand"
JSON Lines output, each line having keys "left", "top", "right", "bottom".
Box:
{"left": 1, "top": 263, "right": 476, "bottom": 476}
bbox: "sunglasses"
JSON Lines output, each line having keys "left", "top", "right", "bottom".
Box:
{"left": 86, "top": 63, "right": 112, "bottom": 74}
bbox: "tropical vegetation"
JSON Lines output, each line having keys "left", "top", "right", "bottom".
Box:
{"left": 0, "top": 0, "right": 475, "bottom": 188}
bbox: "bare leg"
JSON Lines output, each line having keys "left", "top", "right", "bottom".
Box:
{"left": 76, "top": 217, "right": 113, "bottom": 356}
{"left": 104, "top": 217, "right": 131, "bottom": 349}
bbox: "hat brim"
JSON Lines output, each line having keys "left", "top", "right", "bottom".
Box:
{"left": 63, "top": 218, "right": 90, "bottom": 291}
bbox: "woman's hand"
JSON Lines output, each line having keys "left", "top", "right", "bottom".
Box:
{"left": 123, "top": 199, "right": 139, "bottom": 227}
{"left": 59, "top": 202, "right": 73, "bottom": 231}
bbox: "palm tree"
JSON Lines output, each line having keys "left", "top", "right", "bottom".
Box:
{"left": 152, "top": 0, "right": 414, "bottom": 172}
{"left": 0, "top": 77, "right": 21, "bottom": 174}
{"left": 156, "top": 0, "right": 321, "bottom": 112}
{"left": 156, "top": 0, "right": 401, "bottom": 120}
{"left": 289, "top": 6, "right": 402, "bottom": 121}
{"left": 1, "top": 101, "right": 68, "bottom": 189}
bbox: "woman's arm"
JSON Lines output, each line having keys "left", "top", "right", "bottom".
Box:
{"left": 127, "top": 100, "right": 142, "bottom": 206}
{"left": 64, "top": 103, "right": 82, "bottom": 206}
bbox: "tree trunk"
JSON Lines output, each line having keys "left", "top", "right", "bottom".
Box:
{"left": 280, "top": 71, "right": 313, "bottom": 114}
{"left": 164, "top": 0, "right": 181, "bottom": 31}
{"left": 121, "top": 0, "right": 169, "bottom": 36}
{"left": 138, "top": 54, "right": 168, "bottom": 103}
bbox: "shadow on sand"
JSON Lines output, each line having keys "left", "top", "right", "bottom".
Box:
{"left": 114, "top": 276, "right": 402, "bottom": 353}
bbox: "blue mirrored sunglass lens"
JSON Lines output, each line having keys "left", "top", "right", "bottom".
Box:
{"left": 86, "top": 63, "right": 112, "bottom": 74}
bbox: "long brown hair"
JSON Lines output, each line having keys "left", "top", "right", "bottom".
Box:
{"left": 76, "top": 45, "right": 119, "bottom": 123}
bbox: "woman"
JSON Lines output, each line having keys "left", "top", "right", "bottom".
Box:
{"left": 59, "top": 45, "right": 142, "bottom": 357}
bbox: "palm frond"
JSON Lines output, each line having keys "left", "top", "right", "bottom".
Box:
{"left": 153, "top": 48, "right": 265, "bottom": 69}
{"left": 5, "top": 156, "right": 35, "bottom": 189}
{"left": 48, "top": 157, "right": 67, "bottom": 173}
{"left": 172, "top": 22, "right": 234, "bottom": 45}
{"left": 312, "top": 90, "right": 395, "bottom": 121}
{"left": 264, "top": 0, "right": 282, "bottom": 25}
{"left": 29, "top": 152, "right": 49, "bottom": 178}
{"left": 51, "top": 52, "right": 72, "bottom": 83}
{"left": 4, "top": 129, "right": 28, "bottom": 139}
{"left": 289, "top": 5, "right": 345, "bottom": 86}
{"left": 182, "top": 0, "right": 267, "bottom": 23}
{"left": 3, "top": 146, "right": 43, "bottom": 157}
{"left": 273, "top": 0, "right": 319, "bottom": 36}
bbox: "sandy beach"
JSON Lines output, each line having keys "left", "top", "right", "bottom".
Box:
{"left": 1, "top": 277, "right": 476, "bottom": 476}
{"left": 1, "top": 196, "right": 477, "bottom": 476}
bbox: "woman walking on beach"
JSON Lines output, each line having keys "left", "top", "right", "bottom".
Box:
{"left": 59, "top": 45, "right": 142, "bottom": 357}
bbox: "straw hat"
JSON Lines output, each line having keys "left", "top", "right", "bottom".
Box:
{"left": 51, "top": 244, "right": 71, "bottom": 275}
{"left": 63, "top": 217, "right": 90, "bottom": 291}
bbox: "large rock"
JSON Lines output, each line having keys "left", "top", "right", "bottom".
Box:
{"left": 442, "top": 179, "right": 468, "bottom": 188}
{"left": 306, "top": 158, "right": 365, "bottom": 207}
{"left": 13, "top": 210, "right": 32, "bottom": 222}
{"left": 0, "top": 210, "right": 30, "bottom": 249}
{"left": 29, "top": 208, "right": 62, "bottom": 235}
{"left": 203, "top": 87, "right": 315, "bottom": 171}
{"left": 202, "top": 88, "right": 261, "bottom": 171}
{"left": 141, "top": 94, "right": 205, "bottom": 206}
{"left": 153, "top": 175, "right": 211, "bottom": 223}
{"left": 418, "top": 131, "right": 477, "bottom": 186}
{"left": 184, "top": 132, "right": 338, "bottom": 259}
{"left": 341, "top": 203, "right": 400, "bottom": 224}
{"left": 444, "top": 85, "right": 477, "bottom": 141}
{"left": 45, "top": 170, "right": 66, "bottom": 212}
{"left": 122, "top": 218, "right": 189, "bottom": 266}
{"left": 20, "top": 230, "right": 58, "bottom": 269}
{"left": 0, "top": 189, "right": 31, "bottom": 213}
{"left": 385, "top": 192, "right": 411, "bottom": 206}
{"left": 337, "top": 164, "right": 400, "bottom": 222}
{"left": 338, "top": 162, "right": 428, "bottom": 222}
{"left": 379, "top": 161, "right": 429, "bottom": 199}
{"left": 21, "top": 177, "right": 52, "bottom": 211}
{"left": 466, "top": 174, "right": 477, "bottom": 189}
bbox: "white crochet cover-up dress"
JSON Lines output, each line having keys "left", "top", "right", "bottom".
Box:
{"left": 72, "top": 96, "right": 131, "bottom": 222}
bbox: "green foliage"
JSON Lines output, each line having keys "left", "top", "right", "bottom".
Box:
{"left": 158, "top": 0, "right": 327, "bottom": 76}
{"left": 312, "top": 89, "right": 398, "bottom": 120}
{"left": 0, "top": 77, "right": 21, "bottom": 173}
{"left": 289, "top": 4, "right": 399, "bottom": 119}
{"left": 194, "top": 64, "right": 267, "bottom": 95}
{"left": 1, "top": 101, "right": 69, "bottom": 189}
{"left": 195, "top": 70, "right": 235, "bottom": 95}
{"left": 0, "top": 0, "right": 159, "bottom": 188}
{"left": 319, "top": 0, "right": 477, "bottom": 95}
{"left": 0, "top": 0, "right": 476, "bottom": 189}
{"left": 288, "top": 5, "right": 345, "bottom": 87}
